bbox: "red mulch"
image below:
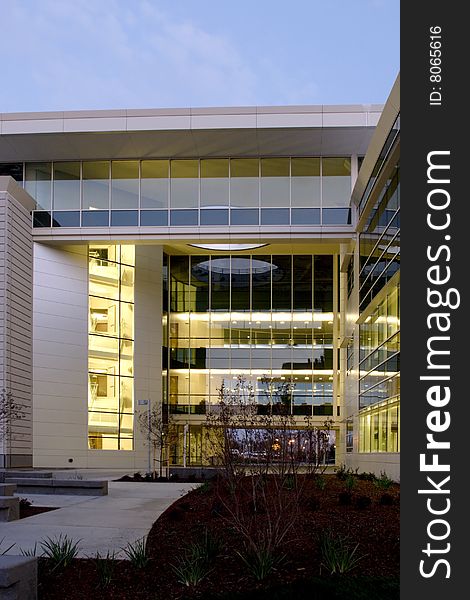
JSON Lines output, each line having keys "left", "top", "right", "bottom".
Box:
{"left": 38, "top": 475, "right": 399, "bottom": 600}
{"left": 19, "top": 505, "right": 58, "bottom": 519}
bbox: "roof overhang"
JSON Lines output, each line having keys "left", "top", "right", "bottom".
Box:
{"left": 0, "top": 104, "right": 382, "bottom": 161}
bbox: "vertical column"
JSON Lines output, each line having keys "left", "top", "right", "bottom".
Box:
{"left": 133, "top": 246, "right": 163, "bottom": 470}
{"left": 0, "top": 177, "right": 35, "bottom": 468}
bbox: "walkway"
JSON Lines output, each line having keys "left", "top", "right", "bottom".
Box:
{"left": 0, "top": 481, "right": 197, "bottom": 557}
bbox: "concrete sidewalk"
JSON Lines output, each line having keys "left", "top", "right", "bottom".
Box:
{"left": 0, "top": 482, "right": 197, "bottom": 558}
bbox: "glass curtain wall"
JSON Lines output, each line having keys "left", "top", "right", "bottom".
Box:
{"left": 28, "top": 157, "right": 352, "bottom": 227}
{"left": 358, "top": 284, "right": 400, "bottom": 452}
{"left": 166, "top": 253, "right": 335, "bottom": 417}
{"left": 356, "top": 159, "right": 400, "bottom": 454}
{"left": 88, "top": 245, "right": 135, "bottom": 450}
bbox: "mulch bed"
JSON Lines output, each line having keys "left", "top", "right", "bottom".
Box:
{"left": 19, "top": 505, "right": 58, "bottom": 519}
{"left": 38, "top": 474, "right": 399, "bottom": 600}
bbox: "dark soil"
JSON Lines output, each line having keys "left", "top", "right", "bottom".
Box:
{"left": 38, "top": 475, "right": 399, "bottom": 600}
{"left": 19, "top": 505, "right": 58, "bottom": 519}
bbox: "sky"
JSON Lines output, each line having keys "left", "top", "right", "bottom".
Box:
{"left": 0, "top": 0, "right": 399, "bottom": 113}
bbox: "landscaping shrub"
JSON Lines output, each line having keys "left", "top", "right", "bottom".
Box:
{"left": 355, "top": 495, "right": 372, "bottom": 509}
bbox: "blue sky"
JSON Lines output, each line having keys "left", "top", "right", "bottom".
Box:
{"left": 0, "top": 0, "right": 399, "bottom": 112}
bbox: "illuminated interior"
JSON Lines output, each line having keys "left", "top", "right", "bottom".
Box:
{"left": 164, "top": 253, "right": 338, "bottom": 465}
{"left": 88, "top": 245, "right": 135, "bottom": 450}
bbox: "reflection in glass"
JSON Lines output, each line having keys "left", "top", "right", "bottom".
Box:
{"left": 291, "top": 208, "right": 321, "bottom": 225}
{"left": 83, "top": 161, "right": 110, "bottom": 210}
{"left": 322, "top": 158, "right": 351, "bottom": 207}
{"left": 52, "top": 211, "right": 80, "bottom": 227}
{"left": 111, "top": 161, "right": 139, "bottom": 209}
{"left": 170, "top": 210, "right": 198, "bottom": 226}
{"left": 170, "top": 160, "right": 198, "bottom": 208}
{"left": 200, "top": 209, "right": 229, "bottom": 225}
{"left": 140, "top": 210, "right": 168, "bottom": 226}
{"left": 33, "top": 211, "right": 51, "bottom": 227}
{"left": 110, "top": 210, "right": 139, "bottom": 226}
{"left": 200, "top": 159, "right": 229, "bottom": 207}
{"left": 141, "top": 160, "right": 169, "bottom": 208}
{"left": 82, "top": 210, "right": 109, "bottom": 227}
{"left": 260, "top": 208, "right": 289, "bottom": 225}
{"left": 53, "top": 162, "right": 80, "bottom": 209}
{"left": 25, "top": 163, "right": 51, "bottom": 209}
{"left": 322, "top": 208, "right": 350, "bottom": 225}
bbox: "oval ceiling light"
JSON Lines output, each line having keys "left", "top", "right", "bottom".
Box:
{"left": 188, "top": 243, "right": 268, "bottom": 251}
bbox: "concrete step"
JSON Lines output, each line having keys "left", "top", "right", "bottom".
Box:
{"left": 4, "top": 471, "right": 53, "bottom": 479}
{"left": 5, "top": 478, "right": 108, "bottom": 496}
{"left": 0, "top": 483, "right": 17, "bottom": 497}
{"left": 0, "top": 496, "right": 20, "bottom": 522}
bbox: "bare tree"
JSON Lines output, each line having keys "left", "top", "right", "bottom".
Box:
{"left": 205, "top": 376, "right": 333, "bottom": 566}
{"left": 0, "top": 389, "right": 27, "bottom": 473}
{"left": 138, "top": 405, "right": 177, "bottom": 478}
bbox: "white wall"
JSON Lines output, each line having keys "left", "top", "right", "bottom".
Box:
{"left": 33, "top": 244, "right": 89, "bottom": 467}
{"left": 33, "top": 243, "right": 164, "bottom": 471}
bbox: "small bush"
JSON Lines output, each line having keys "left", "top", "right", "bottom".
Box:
{"left": 172, "top": 554, "right": 213, "bottom": 587}
{"left": 190, "top": 528, "right": 222, "bottom": 562}
{"left": 168, "top": 507, "right": 186, "bottom": 521}
{"left": 355, "top": 495, "right": 372, "bottom": 510}
{"left": 338, "top": 491, "right": 352, "bottom": 506}
{"left": 40, "top": 534, "right": 81, "bottom": 571}
{"left": 210, "top": 500, "right": 224, "bottom": 518}
{"left": 283, "top": 475, "right": 296, "bottom": 491}
{"left": 345, "top": 474, "right": 356, "bottom": 492}
{"left": 357, "top": 471, "right": 377, "bottom": 482}
{"left": 94, "top": 550, "right": 116, "bottom": 588}
{"left": 318, "top": 530, "right": 366, "bottom": 575}
{"left": 375, "top": 471, "right": 394, "bottom": 490}
{"left": 198, "top": 481, "right": 212, "bottom": 494}
{"left": 305, "top": 496, "right": 321, "bottom": 512}
{"left": 379, "top": 493, "right": 395, "bottom": 506}
{"left": 122, "top": 537, "right": 149, "bottom": 568}
{"left": 335, "top": 464, "right": 357, "bottom": 481}
{"left": 237, "top": 547, "right": 285, "bottom": 581}
{"left": 172, "top": 530, "right": 219, "bottom": 587}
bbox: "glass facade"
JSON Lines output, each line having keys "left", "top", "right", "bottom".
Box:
{"left": 358, "top": 285, "right": 400, "bottom": 452}
{"left": 355, "top": 127, "right": 400, "bottom": 455}
{"left": 24, "top": 157, "right": 352, "bottom": 227}
{"left": 164, "top": 253, "right": 338, "bottom": 466}
{"left": 359, "top": 164, "right": 400, "bottom": 311}
{"left": 88, "top": 245, "right": 135, "bottom": 450}
{"left": 165, "top": 253, "right": 336, "bottom": 418}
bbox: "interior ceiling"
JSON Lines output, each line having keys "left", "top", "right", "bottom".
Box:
{"left": 163, "top": 240, "right": 345, "bottom": 255}
{"left": 39, "top": 237, "right": 350, "bottom": 255}
{"left": 0, "top": 126, "right": 375, "bottom": 162}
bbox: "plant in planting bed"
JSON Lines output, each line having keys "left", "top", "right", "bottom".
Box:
{"left": 237, "top": 546, "right": 285, "bottom": 581}
{"left": 94, "top": 550, "right": 117, "bottom": 588}
{"left": 122, "top": 537, "right": 149, "bottom": 568}
{"left": 40, "top": 534, "right": 81, "bottom": 571}
{"left": 374, "top": 471, "right": 394, "bottom": 490}
{"left": 204, "top": 376, "right": 334, "bottom": 572}
{"left": 172, "top": 529, "right": 220, "bottom": 586}
{"left": 318, "top": 530, "right": 366, "bottom": 575}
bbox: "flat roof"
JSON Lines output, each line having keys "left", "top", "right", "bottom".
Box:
{"left": 0, "top": 104, "right": 382, "bottom": 162}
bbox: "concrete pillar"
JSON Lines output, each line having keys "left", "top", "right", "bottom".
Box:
{"left": 0, "top": 177, "right": 35, "bottom": 469}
